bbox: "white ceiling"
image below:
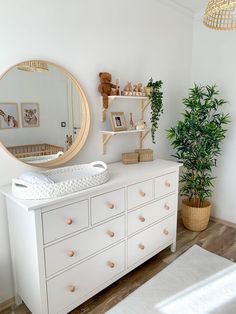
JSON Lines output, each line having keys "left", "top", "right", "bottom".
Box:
{"left": 171, "top": 0, "right": 208, "bottom": 13}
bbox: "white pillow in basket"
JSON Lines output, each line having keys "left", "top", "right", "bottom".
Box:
{"left": 19, "top": 172, "right": 54, "bottom": 185}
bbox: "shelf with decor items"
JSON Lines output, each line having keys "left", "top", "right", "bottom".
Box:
{"left": 100, "top": 95, "right": 150, "bottom": 122}
{"left": 100, "top": 96, "right": 151, "bottom": 154}
{"left": 101, "top": 129, "right": 150, "bottom": 154}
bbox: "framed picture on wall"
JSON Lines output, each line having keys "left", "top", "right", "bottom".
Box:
{"left": 21, "top": 103, "right": 40, "bottom": 128}
{"left": 110, "top": 112, "right": 127, "bottom": 132}
{"left": 0, "top": 103, "right": 19, "bottom": 129}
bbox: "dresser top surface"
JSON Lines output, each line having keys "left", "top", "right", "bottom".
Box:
{"left": 0, "top": 159, "right": 181, "bottom": 211}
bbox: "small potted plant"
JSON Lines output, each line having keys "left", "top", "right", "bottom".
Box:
{"left": 146, "top": 78, "right": 163, "bottom": 143}
{"left": 167, "top": 84, "right": 230, "bottom": 231}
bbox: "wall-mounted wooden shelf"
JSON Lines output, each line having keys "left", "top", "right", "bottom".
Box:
{"left": 101, "top": 129, "right": 150, "bottom": 154}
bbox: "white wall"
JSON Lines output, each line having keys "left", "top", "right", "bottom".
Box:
{"left": 0, "top": 0, "right": 193, "bottom": 303}
{"left": 192, "top": 15, "right": 236, "bottom": 223}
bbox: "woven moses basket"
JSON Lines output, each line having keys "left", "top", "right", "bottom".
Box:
{"left": 12, "top": 161, "right": 109, "bottom": 200}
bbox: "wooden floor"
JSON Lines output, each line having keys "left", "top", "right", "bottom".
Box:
{"left": 3, "top": 218, "right": 236, "bottom": 314}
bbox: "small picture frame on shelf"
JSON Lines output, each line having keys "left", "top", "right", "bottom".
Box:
{"left": 110, "top": 112, "right": 127, "bottom": 132}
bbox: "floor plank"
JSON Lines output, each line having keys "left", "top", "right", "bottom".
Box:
{"left": 3, "top": 218, "right": 236, "bottom": 314}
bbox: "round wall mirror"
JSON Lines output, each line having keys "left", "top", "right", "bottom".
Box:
{"left": 0, "top": 60, "right": 90, "bottom": 167}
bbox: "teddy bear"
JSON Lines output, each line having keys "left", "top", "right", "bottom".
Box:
{"left": 98, "top": 72, "right": 118, "bottom": 109}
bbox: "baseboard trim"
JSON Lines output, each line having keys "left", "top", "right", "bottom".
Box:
{"left": 0, "top": 298, "right": 15, "bottom": 313}
{"left": 210, "top": 216, "right": 236, "bottom": 229}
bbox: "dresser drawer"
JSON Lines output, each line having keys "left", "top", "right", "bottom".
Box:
{"left": 42, "top": 200, "right": 89, "bottom": 244}
{"left": 128, "top": 215, "right": 175, "bottom": 267}
{"left": 155, "top": 172, "right": 177, "bottom": 199}
{"left": 128, "top": 194, "right": 177, "bottom": 235}
{"left": 45, "top": 215, "right": 125, "bottom": 277}
{"left": 91, "top": 188, "right": 125, "bottom": 224}
{"left": 47, "top": 241, "right": 125, "bottom": 314}
{"left": 128, "top": 179, "right": 154, "bottom": 210}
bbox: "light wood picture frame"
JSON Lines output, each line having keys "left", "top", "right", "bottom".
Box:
{"left": 21, "top": 103, "right": 40, "bottom": 128}
{"left": 0, "top": 103, "right": 19, "bottom": 129}
{"left": 110, "top": 112, "right": 127, "bottom": 132}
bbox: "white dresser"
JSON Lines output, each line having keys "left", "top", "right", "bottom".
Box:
{"left": 1, "top": 159, "right": 181, "bottom": 314}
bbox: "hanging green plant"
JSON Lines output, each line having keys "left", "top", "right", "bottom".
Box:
{"left": 147, "top": 78, "right": 163, "bottom": 143}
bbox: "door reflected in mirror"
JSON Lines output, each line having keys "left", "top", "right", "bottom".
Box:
{"left": 0, "top": 60, "right": 90, "bottom": 167}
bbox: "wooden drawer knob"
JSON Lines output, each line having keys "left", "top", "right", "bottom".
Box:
{"left": 67, "top": 250, "right": 75, "bottom": 257}
{"left": 164, "top": 203, "right": 170, "bottom": 210}
{"left": 139, "top": 215, "right": 146, "bottom": 222}
{"left": 165, "top": 181, "right": 171, "bottom": 188}
{"left": 139, "top": 190, "right": 146, "bottom": 197}
{"left": 163, "top": 229, "right": 169, "bottom": 235}
{"left": 107, "top": 261, "right": 115, "bottom": 268}
{"left": 107, "top": 230, "right": 115, "bottom": 238}
{"left": 68, "top": 285, "right": 76, "bottom": 293}
{"left": 139, "top": 244, "right": 145, "bottom": 250}
{"left": 67, "top": 218, "right": 73, "bottom": 225}
{"left": 107, "top": 202, "right": 115, "bottom": 209}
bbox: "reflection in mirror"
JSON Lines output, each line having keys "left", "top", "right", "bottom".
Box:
{"left": 0, "top": 60, "right": 90, "bottom": 167}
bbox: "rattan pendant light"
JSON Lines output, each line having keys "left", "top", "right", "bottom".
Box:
{"left": 204, "top": 0, "right": 236, "bottom": 30}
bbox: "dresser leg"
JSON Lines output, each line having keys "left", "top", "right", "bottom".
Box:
{"left": 171, "top": 242, "right": 176, "bottom": 253}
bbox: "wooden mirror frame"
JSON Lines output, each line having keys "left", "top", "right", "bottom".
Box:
{"left": 0, "top": 60, "right": 90, "bottom": 168}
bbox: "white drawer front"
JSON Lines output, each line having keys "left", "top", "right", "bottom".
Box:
{"left": 91, "top": 188, "right": 125, "bottom": 224}
{"left": 128, "top": 215, "right": 175, "bottom": 267}
{"left": 128, "top": 179, "right": 154, "bottom": 210}
{"left": 45, "top": 215, "right": 125, "bottom": 277}
{"left": 42, "top": 200, "right": 89, "bottom": 244}
{"left": 155, "top": 172, "right": 177, "bottom": 199}
{"left": 128, "top": 194, "right": 177, "bottom": 235}
{"left": 47, "top": 241, "right": 125, "bottom": 314}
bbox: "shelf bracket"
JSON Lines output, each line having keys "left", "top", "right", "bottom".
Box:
{"left": 101, "top": 98, "right": 113, "bottom": 122}
{"left": 140, "top": 99, "right": 150, "bottom": 120}
{"left": 102, "top": 133, "right": 113, "bottom": 154}
{"left": 139, "top": 130, "right": 150, "bottom": 149}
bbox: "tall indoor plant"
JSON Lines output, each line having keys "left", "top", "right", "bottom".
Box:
{"left": 167, "top": 84, "right": 230, "bottom": 231}
{"left": 146, "top": 78, "right": 163, "bottom": 143}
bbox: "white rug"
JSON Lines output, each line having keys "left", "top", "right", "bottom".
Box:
{"left": 107, "top": 245, "right": 236, "bottom": 314}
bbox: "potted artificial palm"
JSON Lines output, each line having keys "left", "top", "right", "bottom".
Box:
{"left": 167, "top": 84, "right": 230, "bottom": 231}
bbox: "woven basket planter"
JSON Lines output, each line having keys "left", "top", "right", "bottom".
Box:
{"left": 181, "top": 198, "right": 212, "bottom": 232}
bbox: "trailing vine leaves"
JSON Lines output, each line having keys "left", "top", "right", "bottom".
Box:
{"left": 147, "top": 78, "right": 163, "bottom": 143}
{"left": 167, "top": 84, "right": 230, "bottom": 206}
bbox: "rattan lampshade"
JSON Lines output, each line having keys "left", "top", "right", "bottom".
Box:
{"left": 17, "top": 60, "right": 49, "bottom": 72}
{"left": 203, "top": 0, "right": 236, "bottom": 30}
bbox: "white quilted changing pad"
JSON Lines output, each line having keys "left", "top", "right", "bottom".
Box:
{"left": 12, "top": 161, "right": 109, "bottom": 200}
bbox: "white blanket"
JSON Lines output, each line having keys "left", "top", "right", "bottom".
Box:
{"left": 107, "top": 245, "right": 236, "bottom": 314}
